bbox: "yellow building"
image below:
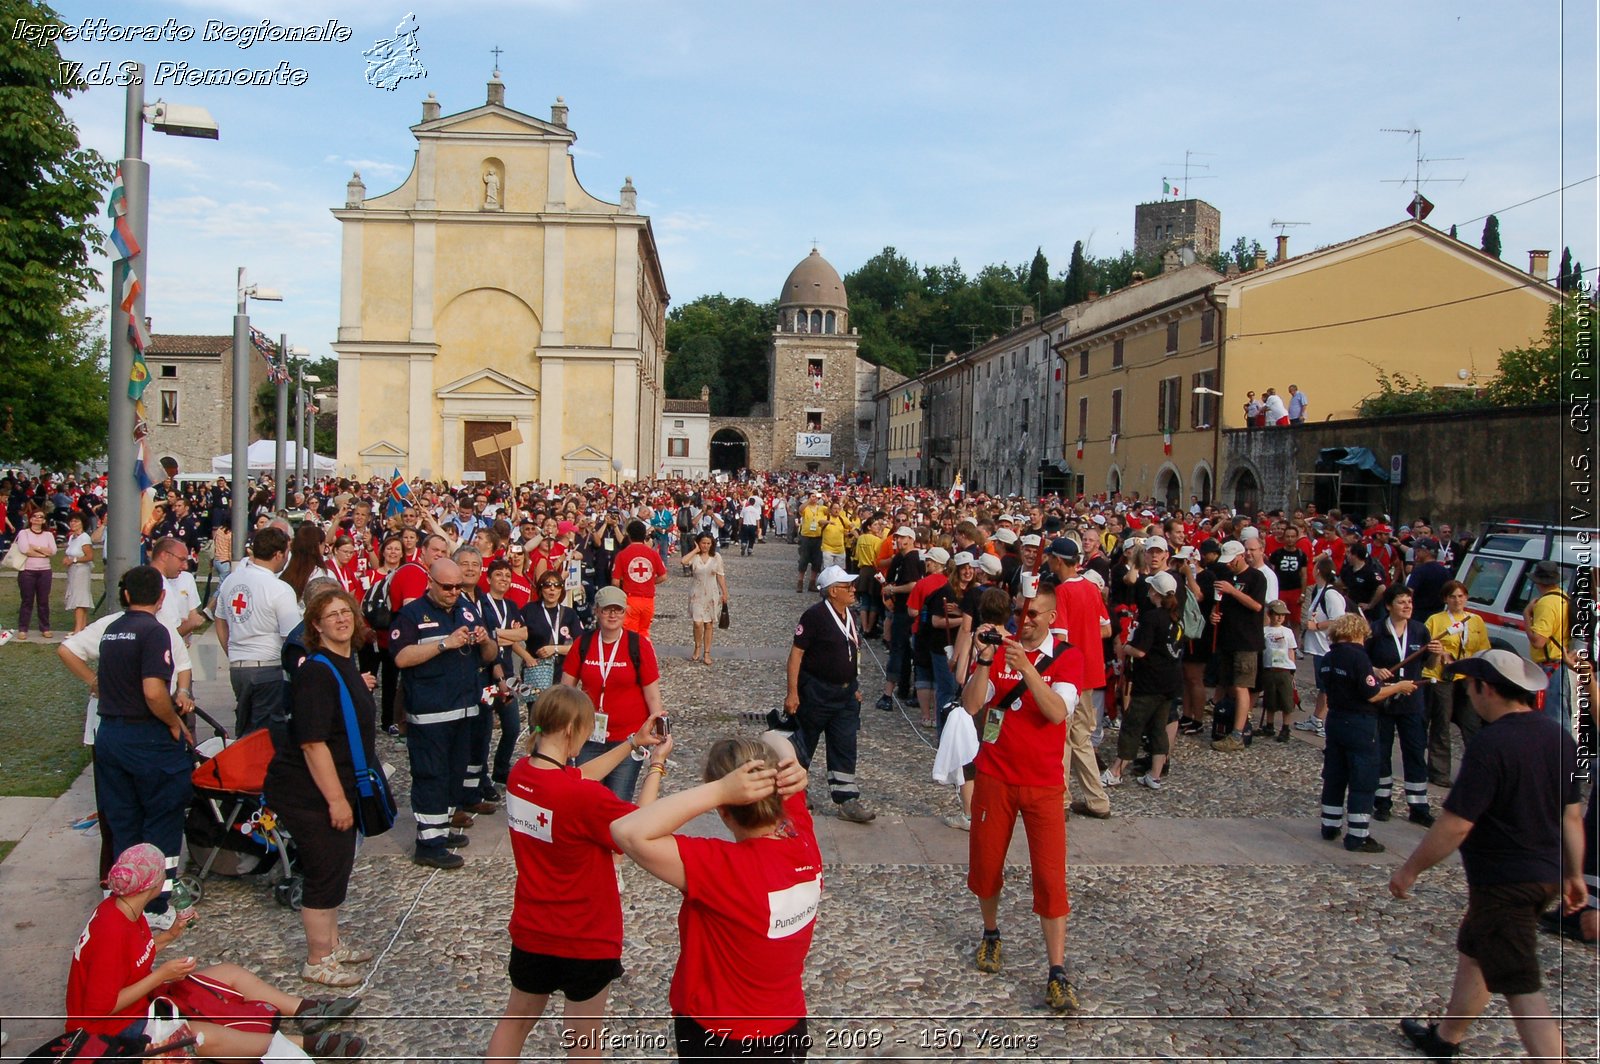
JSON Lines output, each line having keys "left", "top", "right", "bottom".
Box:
{"left": 1059, "top": 223, "right": 1560, "bottom": 507}
{"left": 332, "top": 73, "right": 668, "bottom": 484}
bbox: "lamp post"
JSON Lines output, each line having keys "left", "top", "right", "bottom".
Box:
{"left": 296, "top": 369, "right": 320, "bottom": 497}
{"left": 231, "top": 269, "right": 281, "bottom": 556}
{"left": 104, "top": 65, "right": 218, "bottom": 599}
{"left": 307, "top": 388, "right": 321, "bottom": 492}
{"left": 274, "top": 341, "right": 307, "bottom": 510}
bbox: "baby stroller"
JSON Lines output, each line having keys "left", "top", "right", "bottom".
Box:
{"left": 183, "top": 708, "right": 303, "bottom": 910}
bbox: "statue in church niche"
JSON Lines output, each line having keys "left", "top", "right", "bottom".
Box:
{"left": 483, "top": 168, "right": 501, "bottom": 209}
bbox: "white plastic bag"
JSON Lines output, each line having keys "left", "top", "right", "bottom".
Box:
{"left": 932, "top": 707, "right": 978, "bottom": 786}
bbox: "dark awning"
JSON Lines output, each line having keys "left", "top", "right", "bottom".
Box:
{"left": 1318, "top": 446, "right": 1392, "bottom": 483}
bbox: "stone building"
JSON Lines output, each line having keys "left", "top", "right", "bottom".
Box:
{"left": 874, "top": 378, "right": 924, "bottom": 486}
{"left": 921, "top": 351, "right": 975, "bottom": 492}
{"left": 331, "top": 73, "right": 668, "bottom": 484}
{"left": 967, "top": 306, "right": 1071, "bottom": 499}
{"left": 708, "top": 249, "right": 903, "bottom": 475}
{"left": 1134, "top": 197, "right": 1221, "bottom": 261}
{"left": 661, "top": 388, "right": 710, "bottom": 479}
{"left": 143, "top": 330, "right": 268, "bottom": 478}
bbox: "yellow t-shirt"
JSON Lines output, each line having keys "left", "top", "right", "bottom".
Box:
{"left": 820, "top": 517, "right": 847, "bottom": 555}
{"left": 855, "top": 532, "right": 882, "bottom": 568}
{"left": 800, "top": 505, "right": 826, "bottom": 538}
{"left": 1528, "top": 590, "right": 1570, "bottom": 664}
{"left": 1423, "top": 610, "right": 1490, "bottom": 681}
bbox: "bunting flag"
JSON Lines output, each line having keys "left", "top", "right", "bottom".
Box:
{"left": 948, "top": 472, "right": 965, "bottom": 503}
{"left": 249, "top": 327, "right": 290, "bottom": 384}
{"left": 385, "top": 468, "right": 413, "bottom": 517}
{"left": 1075, "top": 439, "right": 1084, "bottom": 460}
{"left": 1109, "top": 433, "right": 1119, "bottom": 455}
{"left": 132, "top": 426, "right": 153, "bottom": 492}
{"left": 1163, "top": 431, "right": 1173, "bottom": 456}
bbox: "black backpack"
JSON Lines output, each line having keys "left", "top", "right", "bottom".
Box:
{"left": 362, "top": 568, "right": 398, "bottom": 629}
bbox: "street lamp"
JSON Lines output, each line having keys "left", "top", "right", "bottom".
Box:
{"left": 296, "top": 372, "right": 321, "bottom": 496}
{"left": 274, "top": 341, "right": 308, "bottom": 509}
{"left": 232, "top": 269, "right": 281, "bottom": 554}
{"left": 306, "top": 387, "right": 323, "bottom": 493}
{"left": 104, "top": 64, "right": 219, "bottom": 600}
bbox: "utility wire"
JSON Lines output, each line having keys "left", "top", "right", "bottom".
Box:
{"left": 1451, "top": 174, "right": 1598, "bottom": 229}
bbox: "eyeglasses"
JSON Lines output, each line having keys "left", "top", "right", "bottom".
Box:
{"left": 433, "top": 581, "right": 465, "bottom": 592}
{"left": 1023, "top": 609, "right": 1049, "bottom": 619}
{"left": 321, "top": 608, "right": 356, "bottom": 622}
{"left": 539, "top": 582, "right": 563, "bottom": 590}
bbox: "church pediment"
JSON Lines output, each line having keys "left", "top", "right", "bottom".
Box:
{"left": 415, "top": 105, "right": 575, "bottom": 142}
{"left": 562, "top": 444, "right": 611, "bottom": 462}
{"left": 436, "top": 368, "right": 538, "bottom": 398}
{"left": 358, "top": 439, "right": 408, "bottom": 458}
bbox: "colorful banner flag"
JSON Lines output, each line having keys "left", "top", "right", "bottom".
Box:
{"left": 1075, "top": 439, "right": 1084, "bottom": 460}
{"left": 1163, "top": 431, "right": 1173, "bottom": 456}
{"left": 385, "top": 468, "right": 413, "bottom": 517}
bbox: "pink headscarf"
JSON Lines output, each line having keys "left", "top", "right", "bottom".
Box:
{"left": 106, "top": 843, "right": 166, "bottom": 897}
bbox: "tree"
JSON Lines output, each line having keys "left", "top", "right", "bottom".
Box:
{"left": 663, "top": 333, "right": 723, "bottom": 408}
{"left": 664, "top": 295, "right": 774, "bottom": 416}
{"left": 1062, "top": 240, "right": 1090, "bottom": 305}
{"left": 1025, "top": 247, "right": 1050, "bottom": 314}
{"left": 1480, "top": 214, "right": 1502, "bottom": 259}
{"left": 253, "top": 355, "right": 337, "bottom": 438}
{"left": 0, "top": 306, "right": 109, "bottom": 467}
{"left": 1207, "top": 236, "right": 1265, "bottom": 274}
{"left": 1558, "top": 247, "right": 1575, "bottom": 292}
{"left": 0, "top": 0, "right": 111, "bottom": 445}
{"left": 1485, "top": 294, "right": 1597, "bottom": 405}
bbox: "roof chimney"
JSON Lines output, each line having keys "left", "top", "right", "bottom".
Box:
{"left": 1225, "top": 260, "right": 1240, "bottom": 277}
{"left": 1275, "top": 234, "right": 1290, "bottom": 262}
{"left": 1162, "top": 248, "right": 1181, "bottom": 273}
{"left": 1021, "top": 305, "right": 1036, "bottom": 324}
{"left": 487, "top": 70, "right": 505, "bottom": 107}
{"left": 1528, "top": 249, "right": 1550, "bottom": 281}
{"left": 619, "top": 176, "right": 636, "bottom": 214}
{"left": 551, "top": 96, "right": 568, "bottom": 127}
{"left": 421, "top": 92, "right": 439, "bottom": 122}
{"left": 345, "top": 171, "right": 365, "bottom": 209}
{"left": 1253, "top": 247, "right": 1268, "bottom": 271}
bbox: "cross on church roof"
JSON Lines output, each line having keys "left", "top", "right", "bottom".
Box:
{"left": 811, "top": 237, "right": 819, "bottom": 251}
{"left": 490, "top": 45, "right": 503, "bottom": 68}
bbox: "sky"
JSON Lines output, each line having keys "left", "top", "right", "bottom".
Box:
{"left": 49, "top": 0, "right": 1600, "bottom": 364}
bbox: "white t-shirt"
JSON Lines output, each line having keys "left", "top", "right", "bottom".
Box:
{"left": 1250, "top": 563, "right": 1280, "bottom": 605}
{"left": 1301, "top": 584, "right": 1345, "bottom": 657}
{"left": 1263, "top": 625, "right": 1298, "bottom": 670}
{"left": 64, "top": 532, "right": 92, "bottom": 562}
{"left": 157, "top": 571, "right": 201, "bottom": 633}
{"left": 215, "top": 558, "right": 300, "bottom": 662}
{"left": 740, "top": 503, "right": 761, "bottom": 526}
{"left": 63, "top": 612, "right": 192, "bottom": 744}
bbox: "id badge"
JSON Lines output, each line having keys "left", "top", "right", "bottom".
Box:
{"left": 981, "top": 707, "right": 1004, "bottom": 744}
{"left": 604, "top": 537, "right": 616, "bottom": 552}
{"left": 593, "top": 711, "right": 610, "bottom": 738}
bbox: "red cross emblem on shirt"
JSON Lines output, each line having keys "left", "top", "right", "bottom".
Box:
{"left": 536, "top": 811, "right": 549, "bottom": 829}
{"left": 627, "top": 558, "right": 653, "bottom": 584}
{"left": 231, "top": 593, "right": 249, "bottom": 615}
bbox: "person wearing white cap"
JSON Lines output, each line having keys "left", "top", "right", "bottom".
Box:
{"left": 876, "top": 528, "right": 924, "bottom": 711}
{"left": 784, "top": 566, "right": 875, "bottom": 823}
{"left": 1390, "top": 649, "right": 1582, "bottom": 1064}
{"left": 1210, "top": 540, "right": 1268, "bottom": 752}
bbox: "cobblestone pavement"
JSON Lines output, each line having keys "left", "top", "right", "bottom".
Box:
{"left": 88, "top": 543, "right": 1600, "bottom": 1059}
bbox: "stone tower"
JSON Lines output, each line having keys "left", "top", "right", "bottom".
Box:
{"left": 1134, "top": 198, "right": 1221, "bottom": 260}
{"left": 769, "top": 249, "right": 861, "bottom": 472}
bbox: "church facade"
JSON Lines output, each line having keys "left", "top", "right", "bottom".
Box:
{"left": 332, "top": 74, "right": 668, "bottom": 485}
{"left": 709, "top": 250, "right": 903, "bottom": 475}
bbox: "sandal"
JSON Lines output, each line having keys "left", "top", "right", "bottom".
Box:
{"left": 305, "top": 1029, "right": 367, "bottom": 1058}
{"left": 296, "top": 996, "right": 362, "bottom": 1036}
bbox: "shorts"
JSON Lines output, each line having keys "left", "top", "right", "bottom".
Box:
{"left": 272, "top": 800, "right": 357, "bottom": 910}
{"left": 1218, "top": 650, "right": 1259, "bottom": 689}
{"left": 1311, "top": 654, "right": 1328, "bottom": 691}
{"left": 1456, "top": 881, "right": 1560, "bottom": 995}
{"left": 798, "top": 537, "right": 823, "bottom": 573}
{"left": 967, "top": 772, "right": 1069, "bottom": 918}
{"left": 1261, "top": 669, "right": 1295, "bottom": 713}
{"left": 509, "top": 946, "right": 624, "bottom": 1002}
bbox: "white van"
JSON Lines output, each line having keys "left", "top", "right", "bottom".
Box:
{"left": 1454, "top": 519, "right": 1593, "bottom": 657}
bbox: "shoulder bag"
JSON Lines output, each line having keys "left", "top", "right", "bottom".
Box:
{"left": 310, "top": 653, "right": 396, "bottom": 836}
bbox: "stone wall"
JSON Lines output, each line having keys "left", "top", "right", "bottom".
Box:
{"left": 769, "top": 332, "right": 861, "bottom": 472}
{"left": 146, "top": 351, "right": 268, "bottom": 479}
{"left": 1222, "top": 404, "right": 1563, "bottom": 527}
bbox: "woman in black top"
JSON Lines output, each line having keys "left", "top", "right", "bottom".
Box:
{"left": 1316, "top": 612, "right": 1417, "bottom": 854}
{"left": 1365, "top": 584, "right": 1442, "bottom": 826}
{"left": 264, "top": 586, "right": 379, "bottom": 989}
{"left": 521, "top": 571, "right": 582, "bottom": 693}
{"left": 1107, "top": 572, "right": 1183, "bottom": 788}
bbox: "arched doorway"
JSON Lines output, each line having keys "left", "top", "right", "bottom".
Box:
{"left": 1192, "top": 463, "right": 1213, "bottom": 506}
{"left": 710, "top": 428, "right": 748, "bottom": 472}
{"left": 1154, "top": 465, "right": 1182, "bottom": 512}
{"left": 1106, "top": 466, "right": 1122, "bottom": 497}
{"left": 1231, "top": 469, "right": 1260, "bottom": 513}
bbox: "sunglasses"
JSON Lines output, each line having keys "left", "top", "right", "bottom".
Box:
{"left": 539, "top": 582, "right": 563, "bottom": 590}
{"left": 432, "top": 581, "right": 466, "bottom": 592}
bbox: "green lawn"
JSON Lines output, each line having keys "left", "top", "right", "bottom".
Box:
{"left": 0, "top": 553, "right": 95, "bottom": 796}
{"left": 0, "top": 841, "right": 15, "bottom": 864}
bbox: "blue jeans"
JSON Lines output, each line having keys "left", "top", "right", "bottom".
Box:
{"left": 886, "top": 610, "right": 913, "bottom": 695}
{"left": 94, "top": 717, "right": 192, "bottom": 912}
{"left": 491, "top": 695, "right": 521, "bottom": 783}
{"left": 577, "top": 738, "right": 645, "bottom": 802}
{"left": 929, "top": 652, "right": 958, "bottom": 731}
{"left": 229, "top": 664, "right": 285, "bottom": 739}
{"left": 1538, "top": 662, "right": 1570, "bottom": 732}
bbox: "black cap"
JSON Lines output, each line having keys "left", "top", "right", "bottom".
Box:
{"left": 1531, "top": 561, "right": 1562, "bottom": 585}
{"left": 1046, "top": 537, "right": 1080, "bottom": 561}
{"left": 1199, "top": 538, "right": 1222, "bottom": 556}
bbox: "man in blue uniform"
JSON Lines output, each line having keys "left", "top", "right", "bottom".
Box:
{"left": 392, "top": 558, "right": 497, "bottom": 869}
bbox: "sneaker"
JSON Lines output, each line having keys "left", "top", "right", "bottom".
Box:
{"left": 1399, "top": 1018, "right": 1460, "bottom": 1060}
{"left": 836, "top": 799, "right": 876, "bottom": 824}
{"left": 1409, "top": 807, "right": 1437, "bottom": 827}
{"left": 1177, "top": 718, "right": 1202, "bottom": 735}
{"left": 975, "top": 934, "right": 1002, "bottom": 973}
{"left": 1311, "top": 719, "right": 1326, "bottom": 738}
{"left": 1373, "top": 803, "right": 1393, "bottom": 822}
{"left": 385, "top": 724, "right": 400, "bottom": 736}
{"left": 875, "top": 694, "right": 894, "bottom": 712}
{"left": 295, "top": 996, "right": 362, "bottom": 1036}
{"left": 301, "top": 957, "right": 362, "bottom": 989}
{"left": 1275, "top": 727, "right": 1292, "bottom": 743}
{"left": 412, "top": 850, "right": 464, "bottom": 870}
{"left": 1045, "top": 969, "right": 1080, "bottom": 1011}
{"left": 1136, "top": 773, "right": 1163, "bottom": 790}
{"left": 1344, "top": 835, "right": 1385, "bottom": 853}
{"left": 329, "top": 942, "right": 374, "bottom": 965}
{"left": 1258, "top": 723, "right": 1276, "bottom": 738}
{"left": 145, "top": 907, "right": 177, "bottom": 932}
{"left": 1292, "top": 717, "right": 1316, "bottom": 732}
{"left": 942, "top": 813, "right": 971, "bottom": 831}
{"left": 443, "top": 832, "right": 470, "bottom": 849}
{"left": 1320, "top": 825, "right": 1341, "bottom": 841}
{"left": 1211, "top": 734, "right": 1245, "bottom": 753}
{"left": 1100, "top": 769, "right": 1123, "bottom": 787}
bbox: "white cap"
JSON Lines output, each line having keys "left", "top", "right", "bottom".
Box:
{"left": 992, "top": 528, "right": 1018, "bottom": 545}
{"left": 1144, "top": 535, "right": 1170, "bottom": 552}
{"left": 950, "top": 551, "right": 977, "bottom": 568}
{"left": 1239, "top": 526, "right": 1261, "bottom": 541}
{"left": 894, "top": 525, "right": 916, "bottom": 539}
{"left": 1218, "top": 540, "right": 1246, "bottom": 563}
{"left": 923, "top": 546, "right": 950, "bottom": 566}
{"left": 997, "top": 513, "right": 1018, "bottom": 525}
{"left": 1091, "top": 514, "right": 1107, "bottom": 525}
{"left": 817, "top": 565, "right": 854, "bottom": 590}
{"left": 1147, "top": 571, "right": 1178, "bottom": 596}
{"left": 1081, "top": 568, "right": 1106, "bottom": 589}
{"left": 1020, "top": 534, "right": 1042, "bottom": 547}
{"left": 1175, "top": 545, "right": 1200, "bottom": 561}
{"left": 978, "top": 554, "right": 1003, "bottom": 577}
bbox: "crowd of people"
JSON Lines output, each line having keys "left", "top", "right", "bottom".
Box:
{"left": 13, "top": 460, "right": 1593, "bottom": 1060}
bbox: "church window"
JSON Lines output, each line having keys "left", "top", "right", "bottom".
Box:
{"left": 810, "top": 310, "right": 823, "bottom": 333}
{"left": 824, "top": 311, "right": 836, "bottom": 334}
{"left": 805, "top": 410, "right": 823, "bottom": 431}
{"left": 796, "top": 312, "right": 809, "bottom": 334}
{"left": 668, "top": 437, "right": 689, "bottom": 457}
{"left": 807, "top": 358, "right": 824, "bottom": 395}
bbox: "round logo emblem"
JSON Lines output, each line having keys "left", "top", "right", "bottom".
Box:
{"left": 627, "top": 558, "right": 654, "bottom": 584}
{"left": 227, "top": 586, "right": 254, "bottom": 624}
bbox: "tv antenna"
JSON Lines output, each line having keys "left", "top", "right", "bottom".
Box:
{"left": 924, "top": 343, "right": 954, "bottom": 370}
{"left": 1158, "top": 149, "right": 1217, "bottom": 191}
{"left": 1380, "top": 127, "right": 1465, "bottom": 209}
{"left": 955, "top": 323, "right": 983, "bottom": 350}
{"left": 993, "top": 304, "right": 1029, "bottom": 331}
{"left": 1270, "top": 219, "right": 1309, "bottom": 235}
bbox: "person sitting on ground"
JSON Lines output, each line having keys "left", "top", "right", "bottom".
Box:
{"left": 66, "top": 843, "right": 365, "bottom": 1059}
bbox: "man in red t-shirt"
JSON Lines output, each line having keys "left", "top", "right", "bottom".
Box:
{"left": 1042, "top": 539, "right": 1112, "bottom": 819}
{"left": 960, "top": 587, "right": 1085, "bottom": 1011}
{"left": 611, "top": 520, "right": 667, "bottom": 637}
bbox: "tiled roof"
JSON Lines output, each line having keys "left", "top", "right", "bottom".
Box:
{"left": 663, "top": 398, "right": 709, "bottom": 413}
{"left": 147, "top": 334, "right": 231, "bottom": 356}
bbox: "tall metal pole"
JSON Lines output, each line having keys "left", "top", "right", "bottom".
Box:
{"left": 106, "top": 65, "right": 148, "bottom": 601}
{"left": 230, "top": 268, "right": 250, "bottom": 557}
{"left": 307, "top": 389, "right": 317, "bottom": 493}
{"left": 294, "top": 366, "right": 305, "bottom": 497}
{"left": 274, "top": 332, "right": 288, "bottom": 509}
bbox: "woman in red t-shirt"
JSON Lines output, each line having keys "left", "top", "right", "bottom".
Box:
{"left": 612, "top": 735, "right": 815, "bottom": 1063}
{"left": 486, "top": 686, "right": 669, "bottom": 1062}
{"left": 67, "top": 844, "right": 363, "bottom": 1057}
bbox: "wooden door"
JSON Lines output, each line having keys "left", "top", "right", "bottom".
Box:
{"left": 464, "top": 420, "right": 512, "bottom": 479}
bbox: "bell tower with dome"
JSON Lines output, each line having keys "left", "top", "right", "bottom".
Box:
{"left": 707, "top": 248, "right": 904, "bottom": 474}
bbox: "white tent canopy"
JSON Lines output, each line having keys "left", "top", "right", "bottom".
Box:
{"left": 210, "top": 440, "right": 335, "bottom": 477}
